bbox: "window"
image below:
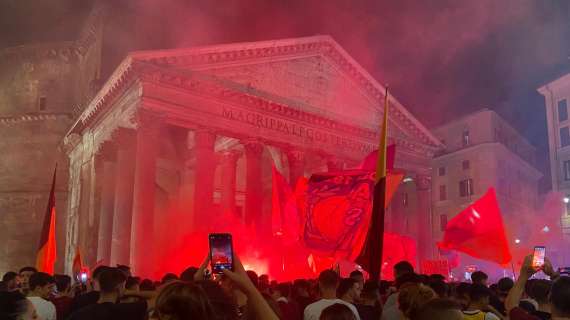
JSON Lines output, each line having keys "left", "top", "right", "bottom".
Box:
{"left": 459, "top": 179, "right": 474, "bottom": 197}
{"left": 561, "top": 127, "right": 570, "bottom": 147}
{"left": 462, "top": 129, "right": 470, "bottom": 146}
{"left": 438, "top": 167, "right": 446, "bottom": 176}
{"left": 439, "top": 185, "right": 447, "bottom": 201}
{"left": 559, "top": 99, "right": 568, "bottom": 122}
{"left": 564, "top": 160, "right": 570, "bottom": 181}
{"left": 462, "top": 160, "right": 470, "bottom": 170}
{"left": 402, "top": 193, "right": 409, "bottom": 207}
{"left": 440, "top": 214, "right": 448, "bottom": 231}
{"left": 38, "top": 97, "right": 47, "bottom": 111}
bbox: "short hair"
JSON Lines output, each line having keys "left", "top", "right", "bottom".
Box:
{"left": 274, "top": 282, "right": 290, "bottom": 298}
{"left": 2, "top": 272, "right": 17, "bottom": 282}
{"left": 318, "top": 270, "right": 340, "bottom": 289}
{"left": 362, "top": 280, "right": 380, "bottom": 299}
{"left": 140, "top": 279, "right": 155, "bottom": 291}
{"left": 320, "top": 303, "right": 357, "bottom": 320}
{"left": 29, "top": 272, "right": 54, "bottom": 291}
{"left": 18, "top": 267, "right": 37, "bottom": 274}
{"left": 180, "top": 267, "right": 199, "bottom": 282}
{"left": 53, "top": 274, "right": 71, "bottom": 292}
{"left": 0, "top": 291, "right": 30, "bottom": 319}
{"left": 429, "top": 280, "right": 449, "bottom": 298}
{"left": 246, "top": 270, "right": 259, "bottom": 288}
{"left": 398, "top": 283, "right": 436, "bottom": 319}
{"left": 293, "top": 279, "right": 310, "bottom": 291}
{"left": 455, "top": 282, "right": 471, "bottom": 298}
{"left": 497, "top": 277, "right": 514, "bottom": 293}
{"left": 414, "top": 298, "right": 461, "bottom": 320}
{"left": 529, "top": 279, "right": 551, "bottom": 304}
{"left": 550, "top": 276, "right": 570, "bottom": 316}
{"left": 394, "top": 261, "right": 414, "bottom": 277}
{"left": 337, "top": 278, "right": 357, "bottom": 298}
{"left": 469, "top": 284, "right": 491, "bottom": 301}
{"left": 156, "top": 281, "right": 215, "bottom": 320}
{"left": 116, "top": 265, "right": 131, "bottom": 275}
{"left": 349, "top": 270, "right": 364, "bottom": 279}
{"left": 429, "top": 274, "right": 446, "bottom": 282}
{"left": 396, "top": 272, "right": 421, "bottom": 289}
{"left": 162, "top": 273, "right": 179, "bottom": 284}
{"left": 125, "top": 277, "right": 140, "bottom": 290}
{"left": 470, "top": 271, "right": 488, "bottom": 284}
{"left": 92, "top": 266, "right": 111, "bottom": 280}
{"left": 98, "top": 268, "right": 127, "bottom": 293}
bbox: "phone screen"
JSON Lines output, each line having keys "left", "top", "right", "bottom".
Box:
{"left": 532, "top": 246, "right": 546, "bottom": 269}
{"left": 209, "top": 233, "right": 233, "bottom": 274}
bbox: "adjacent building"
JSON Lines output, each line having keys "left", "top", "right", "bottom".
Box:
{"left": 431, "top": 109, "right": 542, "bottom": 273}
{"left": 539, "top": 76, "right": 570, "bottom": 240}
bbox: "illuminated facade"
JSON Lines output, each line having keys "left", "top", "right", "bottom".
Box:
{"left": 63, "top": 36, "right": 443, "bottom": 276}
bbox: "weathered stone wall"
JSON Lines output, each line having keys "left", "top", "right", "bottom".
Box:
{"left": 0, "top": 6, "right": 103, "bottom": 274}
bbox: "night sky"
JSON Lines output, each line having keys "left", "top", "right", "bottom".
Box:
{"left": 1, "top": 0, "right": 569, "bottom": 189}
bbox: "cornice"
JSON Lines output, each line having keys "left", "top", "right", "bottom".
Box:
{"left": 0, "top": 112, "right": 73, "bottom": 125}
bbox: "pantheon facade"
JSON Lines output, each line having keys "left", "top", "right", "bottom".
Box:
{"left": 63, "top": 36, "right": 443, "bottom": 277}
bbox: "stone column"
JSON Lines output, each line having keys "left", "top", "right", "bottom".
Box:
{"left": 287, "top": 149, "right": 305, "bottom": 184}
{"left": 178, "top": 146, "right": 195, "bottom": 233}
{"left": 244, "top": 140, "right": 264, "bottom": 228}
{"left": 130, "top": 113, "right": 162, "bottom": 278}
{"left": 192, "top": 129, "right": 217, "bottom": 229}
{"left": 416, "top": 174, "right": 433, "bottom": 262}
{"left": 110, "top": 128, "right": 136, "bottom": 267}
{"left": 96, "top": 143, "right": 117, "bottom": 266}
{"left": 220, "top": 150, "right": 240, "bottom": 217}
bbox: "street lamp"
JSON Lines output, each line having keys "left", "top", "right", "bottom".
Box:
{"left": 515, "top": 239, "right": 521, "bottom": 244}
{"left": 563, "top": 197, "right": 569, "bottom": 204}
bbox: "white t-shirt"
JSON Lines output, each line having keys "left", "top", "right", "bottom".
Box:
{"left": 304, "top": 298, "right": 361, "bottom": 320}
{"left": 27, "top": 296, "right": 56, "bottom": 320}
{"left": 462, "top": 310, "right": 500, "bottom": 320}
{"left": 381, "top": 293, "right": 404, "bottom": 320}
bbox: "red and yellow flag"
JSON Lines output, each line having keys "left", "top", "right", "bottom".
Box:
{"left": 36, "top": 167, "right": 57, "bottom": 274}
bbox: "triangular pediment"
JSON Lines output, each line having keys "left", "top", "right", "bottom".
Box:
{"left": 128, "top": 36, "right": 441, "bottom": 148}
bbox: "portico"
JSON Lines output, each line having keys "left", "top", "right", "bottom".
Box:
{"left": 63, "top": 36, "right": 442, "bottom": 277}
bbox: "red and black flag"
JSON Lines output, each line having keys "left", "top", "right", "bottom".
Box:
{"left": 356, "top": 87, "right": 390, "bottom": 281}
{"left": 36, "top": 166, "right": 57, "bottom": 274}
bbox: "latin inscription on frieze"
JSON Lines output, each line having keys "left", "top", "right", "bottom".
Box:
{"left": 221, "top": 107, "right": 374, "bottom": 154}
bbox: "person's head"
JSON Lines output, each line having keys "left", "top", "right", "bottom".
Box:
{"left": 195, "top": 280, "right": 238, "bottom": 319}
{"left": 528, "top": 279, "right": 550, "bottom": 306}
{"left": 468, "top": 284, "right": 492, "bottom": 307}
{"left": 272, "top": 282, "right": 291, "bottom": 300}
{"left": 2, "top": 272, "right": 18, "bottom": 291}
{"left": 162, "top": 273, "right": 179, "bottom": 285}
{"left": 396, "top": 272, "right": 421, "bottom": 290}
{"left": 454, "top": 282, "right": 471, "bottom": 308}
{"left": 155, "top": 281, "right": 215, "bottom": 320}
{"left": 337, "top": 278, "right": 361, "bottom": 303}
{"left": 125, "top": 277, "right": 140, "bottom": 291}
{"left": 319, "top": 303, "right": 357, "bottom": 320}
{"left": 428, "top": 280, "right": 449, "bottom": 298}
{"left": 413, "top": 298, "right": 463, "bottom": 320}
{"left": 98, "top": 268, "right": 127, "bottom": 298}
{"left": 429, "top": 274, "right": 446, "bottom": 283}
{"left": 349, "top": 270, "right": 364, "bottom": 289}
{"left": 394, "top": 261, "right": 414, "bottom": 280}
{"left": 293, "top": 279, "right": 310, "bottom": 298}
{"left": 361, "top": 281, "right": 380, "bottom": 305}
{"left": 246, "top": 270, "right": 259, "bottom": 289}
{"left": 470, "top": 271, "right": 488, "bottom": 286}
{"left": 116, "top": 265, "right": 131, "bottom": 277}
{"left": 28, "top": 272, "right": 54, "bottom": 299}
{"left": 318, "top": 270, "right": 340, "bottom": 295}
{"left": 259, "top": 275, "right": 270, "bottom": 291}
{"left": 398, "top": 283, "right": 436, "bottom": 319}
{"left": 0, "top": 291, "right": 38, "bottom": 320}
{"left": 550, "top": 276, "right": 570, "bottom": 318}
{"left": 18, "top": 267, "right": 37, "bottom": 291}
{"left": 497, "top": 277, "right": 514, "bottom": 300}
{"left": 91, "top": 265, "right": 111, "bottom": 291}
{"left": 180, "top": 267, "right": 199, "bottom": 282}
{"left": 140, "top": 279, "right": 155, "bottom": 291}
{"left": 53, "top": 274, "right": 71, "bottom": 295}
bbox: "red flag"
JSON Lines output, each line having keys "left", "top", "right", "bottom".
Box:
{"left": 271, "top": 166, "right": 301, "bottom": 244}
{"left": 438, "top": 188, "right": 512, "bottom": 266}
{"left": 36, "top": 167, "right": 57, "bottom": 274}
{"left": 72, "top": 247, "right": 84, "bottom": 276}
{"left": 359, "top": 144, "right": 396, "bottom": 172}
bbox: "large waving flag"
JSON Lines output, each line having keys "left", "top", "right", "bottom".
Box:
{"left": 36, "top": 166, "right": 57, "bottom": 274}
{"left": 271, "top": 165, "right": 302, "bottom": 244}
{"left": 438, "top": 188, "right": 512, "bottom": 266}
{"left": 355, "top": 87, "right": 391, "bottom": 280}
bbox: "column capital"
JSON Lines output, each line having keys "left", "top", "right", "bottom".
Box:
{"left": 220, "top": 149, "right": 242, "bottom": 162}
{"left": 111, "top": 127, "right": 136, "bottom": 146}
{"left": 243, "top": 139, "right": 264, "bottom": 156}
{"left": 134, "top": 110, "right": 164, "bottom": 136}
{"left": 415, "top": 173, "right": 431, "bottom": 191}
{"left": 63, "top": 133, "right": 82, "bottom": 155}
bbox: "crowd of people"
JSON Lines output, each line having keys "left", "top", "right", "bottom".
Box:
{"left": 0, "top": 252, "right": 569, "bottom": 320}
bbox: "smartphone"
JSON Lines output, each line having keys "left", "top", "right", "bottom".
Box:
{"left": 532, "top": 246, "right": 546, "bottom": 269}
{"left": 209, "top": 233, "right": 234, "bottom": 274}
{"left": 79, "top": 272, "right": 88, "bottom": 284}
